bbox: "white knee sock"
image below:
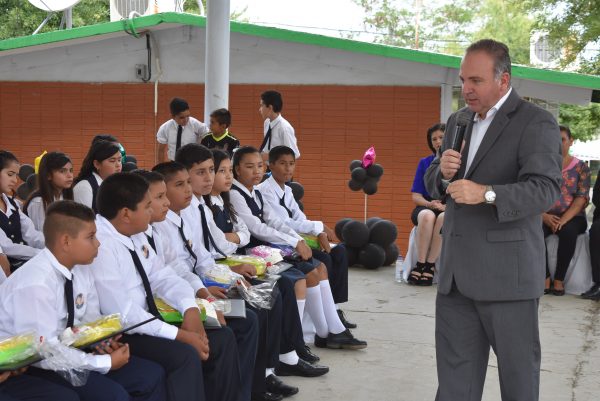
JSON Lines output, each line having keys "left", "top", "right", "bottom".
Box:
{"left": 296, "top": 299, "right": 306, "bottom": 321}
{"left": 320, "top": 280, "right": 346, "bottom": 334}
{"left": 306, "top": 285, "right": 329, "bottom": 338}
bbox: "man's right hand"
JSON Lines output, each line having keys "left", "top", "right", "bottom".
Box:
{"left": 440, "top": 149, "right": 462, "bottom": 180}
{"left": 176, "top": 329, "right": 210, "bottom": 361}
{"left": 296, "top": 241, "right": 312, "bottom": 260}
{"left": 109, "top": 343, "right": 130, "bottom": 370}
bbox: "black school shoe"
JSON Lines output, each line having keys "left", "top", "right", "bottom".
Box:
{"left": 337, "top": 309, "right": 357, "bottom": 329}
{"left": 581, "top": 283, "right": 600, "bottom": 299}
{"left": 297, "top": 344, "right": 320, "bottom": 363}
{"left": 275, "top": 358, "right": 329, "bottom": 377}
{"left": 315, "top": 330, "right": 367, "bottom": 350}
{"left": 266, "top": 374, "right": 299, "bottom": 397}
{"left": 251, "top": 392, "right": 283, "bottom": 401}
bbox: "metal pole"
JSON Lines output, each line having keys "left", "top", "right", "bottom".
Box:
{"left": 204, "top": 0, "right": 230, "bottom": 123}
{"left": 364, "top": 194, "right": 368, "bottom": 223}
{"left": 65, "top": 7, "right": 72, "bottom": 29}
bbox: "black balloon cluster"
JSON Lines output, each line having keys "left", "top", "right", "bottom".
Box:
{"left": 348, "top": 160, "right": 384, "bottom": 195}
{"left": 335, "top": 217, "right": 399, "bottom": 269}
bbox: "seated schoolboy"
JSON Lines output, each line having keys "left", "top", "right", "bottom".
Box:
{"left": 89, "top": 172, "right": 239, "bottom": 401}
{"left": 157, "top": 98, "right": 209, "bottom": 162}
{"left": 0, "top": 200, "right": 166, "bottom": 401}
{"left": 0, "top": 151, "right": 45, "bottom": 271}
{"left": 230, "top": 146, "right": 366, "bottom": 351}
{"left": 136, "top": 168, "right": 277, "bottom": 401}
{"left": 201, "top": 109, "right": 240, "bottom": 157}
{"left": 258, "top": 146, "right": 356, "bottom": 329}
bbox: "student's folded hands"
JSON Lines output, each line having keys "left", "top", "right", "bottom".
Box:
{"left": 177, "top": 329, "right": 210, "bottom": 361}
{"left": 109, "top": 344, "right": 130, "bottom": 370}
{"left": 318, "top": 232, "right": 331, "bottom": 253}
{"left": 296, "top": 240, "right": 313, "bottom": 260}
{"left": 230, "top": 263, "right": 256, "bottom": 279}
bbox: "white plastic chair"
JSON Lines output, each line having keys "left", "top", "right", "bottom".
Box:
{"left": 400, "top": 227, "right": 440, "bottom": 283}
{"left": 546, "top": 233, "right": 593, "bottom": 295}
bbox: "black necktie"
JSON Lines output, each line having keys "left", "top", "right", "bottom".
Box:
{"left": 198, "top": 203, "right": 227, "bottom": 259}
{"left": 178, "top": 221, "right": 198, "bottom": 267}
{"left": 175, "top": 125, "right": 183, "bottom": 152}
{"left": 146, "top": 234, "right": 157, "bottom": 253}
{"left": 128, "top": 249, "right": 161, "bottom": 318}
{"left": 65, "top": 276, "right": 75, "bottom": 328}
{"left": 259, "top": 125, "right": 272, "bottom": 152}
{"left": 279, "top": 193, "right": 293, "bottom": 218}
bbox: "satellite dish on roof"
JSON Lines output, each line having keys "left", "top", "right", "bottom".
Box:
{"left": 27, "top": 0, "right": 82, "bottom": 12}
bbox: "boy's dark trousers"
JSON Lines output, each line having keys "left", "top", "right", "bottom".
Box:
{"left": 312, "top": 245, "right": 349, "bottom": 304}
{"left": 0, "top": 373, "right": 79, "bottom": 401}
{"left": 225, "top": 308, "right": 259, "bottom": 401}
{"left": 26, "top": 355, "right": 166, "bottom": 401}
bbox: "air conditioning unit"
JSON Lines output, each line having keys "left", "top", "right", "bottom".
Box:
{"left": 530, "top": 32, "right": 562, "bottom": 68}
{"left": 110, "top": 0, "right": 180, "bottom": 21}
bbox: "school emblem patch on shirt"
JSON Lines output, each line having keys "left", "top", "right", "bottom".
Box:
{"left": 75, "top": 294, "right": 85, "bottom": 309}
{"left": 142, "top": 245, "right": 150, "bottom": 259}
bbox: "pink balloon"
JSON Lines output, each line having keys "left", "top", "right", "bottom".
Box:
{"left": 362, "top": 146, "right": 376, "bottom": 168}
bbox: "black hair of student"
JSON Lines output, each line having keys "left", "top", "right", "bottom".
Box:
{"left": 426, "top": 123, "right": 446, "bottom": 154}
{"left": 152, "top": 161, "right": 187, "bottom": 183}
{"left": 206, "top": 149, "right": 237, "bottom": 223}
{"left": 97, "top": 173, "right": 149, "bottom": 220}
{"left": 170, "top": 97, "right": 190, "bottom": 115}
{"left": 559, "top": 125, "right": 572, "bottom": 139}
{"left": 0, "top": 150, "right": 18, "bottom": 170}
{"left": 131, "top": 169, "right": 165, "bottom": 185}
{"left": 210, "top": 108, "right": 232, "bottom": 127}
{"left": 232, "top": 145, "right": 260, "bottom": 180}
{"left": 24, "top": 152, "right": 74, "bottom": 213}
{"left": 260, "top": 90, "right": 283, "bottom": 113}
{"left": 44, "top": 200, "right": 95, "bottom": 245}
{"left": 75, "top": 140, "right": 121, "bottom": 184}
{"left": 174, "top": 143, "right": 213, "bottom": 170}
{"left": 92, "top": 134, "right": 119, "bottom": 145}
{"left": 268, "top": 145, "right": 296, "bottom": 164}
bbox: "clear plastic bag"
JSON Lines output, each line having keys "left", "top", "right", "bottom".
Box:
{"left": 246, "top": 246, "right": 284, "bottom": 265}
{"left": 267, "top": 261, "right": 293, "bottom": 275}
{"left": 201, "top": 264, "right": 244, "bottom": 289}
{"left": 59, "top": 314, "right": 123, "bottom": 348}
{"left": 38, "top": 339, "right": 90, "bottom": 387}
{"left": 234, "top": 278, "right": 279, "bottom": 310}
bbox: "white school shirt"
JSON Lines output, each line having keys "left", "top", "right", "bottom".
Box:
{"left": 0, "top": 248, "right": 111, "bottom": 373}
{"left": 154, "top": 209, "right": 216, "bottom": 279}
{"left": 262, "top": 115, "right": 300, "bottom": 158}
{"left": 26, "top": 194, "right": 64, "bottom": 232}
{"left": 156, "top": 117, "right": 209, "bottom": 161}
{"left": 209, "top": 195, "right": 251, "bottom": 250}
{"left": 464, "top": 88, "right": 513, "bottom": 175}
{"left": 90, "top": 216, "right": 198, "bottom": 340}
{"left": 73, "top": 172, "right": 102, "bottom": 209}
{"left": 257, "top": 176, "right": 323, "bottom": 236}
{"left": 229, "top": 180, "right": 303, "bottom": 247}
{"left": 0, "top": 193, "right": 44, "bottom": 261}
{"left": 149, "top": 222, "right": 206, "bottom": 295}
{"left": 193, "top": 196, "right": 238, "bottom": 258}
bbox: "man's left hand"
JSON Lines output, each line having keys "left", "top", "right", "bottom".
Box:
{"left": 447, "top": 180, "right": 486, "bottom": 205}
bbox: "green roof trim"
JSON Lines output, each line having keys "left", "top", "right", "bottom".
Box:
{"left": 0, "top": 12, "right": 598, "bottom": 90}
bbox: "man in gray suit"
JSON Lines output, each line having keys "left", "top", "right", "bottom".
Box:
{"left": 425, "top": 39, "right": 562, "bottom": 401}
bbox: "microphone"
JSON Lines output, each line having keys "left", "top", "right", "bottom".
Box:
{"left": 450, "top": 111, "right": 472, "bottom": 152}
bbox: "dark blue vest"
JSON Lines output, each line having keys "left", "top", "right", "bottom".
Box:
{"left": 230, "top": 185, "right": 269, "bottom": 250}
{"left": 0, "top": 197, "right": 27, "bottom": 270}
{"left": 84, "top": 175, "right": 100, "bottom": 213}
{"left": 213, "top": 206, "right": 234, "bottom": 233}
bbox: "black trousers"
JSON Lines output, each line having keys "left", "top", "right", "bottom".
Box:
{"left": 0, "top": 374, "right": 79, "bottom": 401}
{"left": 226, "top": 308, "right": 259, "bottom": 401}
{"left": 589, "top": 220, "right": 600, "bottom": 284}
{"left": 544, "top": 215, "right": 588, "bottom": 281}
{"left": 312, "top": 245, "right": 349, "bottom": 304}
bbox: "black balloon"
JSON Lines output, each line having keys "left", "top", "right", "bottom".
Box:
{"left": 384, "top": 243, "right": 400, "bottom": 266}
{"left": 351, "top": 167, "right": 367, "bottom": 183}
{"left": 346, "top": 246, "right": 359, "bottom": 267}
{"left": 18, "top": 164, "right": 35, "bottom": 182}
{"left": 122, "top": 162, "right": 138, "bottom": 172}
{"left": 341, "top": 220, "right": 370, "bottom": 248}
{"left": 359, "top": 243, "right": 386, "bottom": 269}
{"left": 349, "top": 159, "right": 362, "bottom": 172}
{"left": 25, "top": 174, "right": 37, "bottom": 190}
{"left": 366, "top": 163, "right": 384, "bottom": 178}
{"left": 335, "top": 218, "right": 353, "bottom": 240}
{"left": 287, "top": 182, "right": 304, "bottom": 201}
{"left": 348, "top": 179, "right": 363, "bottom": 191}
{"left": 363, "top": 178, "right": 378, "bottom": 195}
{"left": 366, "top": 217, "right": 382, "bottom": 228}
{"left": 124, "top": 155, "right": 137, "bottom": 164}
{"left": 16, "top": 183, "right": 31, "bottom": 200}
{"left": 369, "top": 220, "right": 398, "bottom": 247}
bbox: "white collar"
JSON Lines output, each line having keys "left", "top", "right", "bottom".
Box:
{"left": 92, "top": 172, "right": 103, "bottom": 185}
{"left": 1, "top": 193, "right": 17, "bottom": 213}
{"left": 210, "top": 195, "right": 224, "bottom": 207}
{"left": 144, "top": 225, "right": 154, "bottom": 237}
{"left": 166, "top": 209, "right": 183, "bottom": 228}
{"left": 96, "top": 215, "right": 135, "bottom": 251}
{"left": 43, "top": 248, "right": 72, "bottom": 280}
{"left": 269, "top": 115, "right": 282, "bottom": 128}
{"left": 232, "top": 179, "right": 255, "bottom": 197}
{"left": 266, "top": 176, "right": 286, "bottom": 198}
{"left": 474, "top": 87, "right": 512, "bottom": 122}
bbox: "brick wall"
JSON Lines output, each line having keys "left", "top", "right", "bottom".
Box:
{"left": 0, "top": 82, "right": 441, "bottom": 252}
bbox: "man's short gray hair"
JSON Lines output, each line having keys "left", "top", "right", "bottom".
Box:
{"left": 466, "top": 39, "right": 512, "bottom": 81}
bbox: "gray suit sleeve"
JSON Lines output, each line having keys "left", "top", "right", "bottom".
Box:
{"left": 493, "top": 111, "right": 562, "bottom": 223}
{"left": 424, "top": 114, "right": 455, "bottom": 199}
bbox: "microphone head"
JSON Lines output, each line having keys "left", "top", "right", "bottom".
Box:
{"left": 456, "top": 111, "right": 472, "bottom": 127}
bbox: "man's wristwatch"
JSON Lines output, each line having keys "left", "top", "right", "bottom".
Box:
{"left": 484, "top": 185, "right": 496, "bottom": 204}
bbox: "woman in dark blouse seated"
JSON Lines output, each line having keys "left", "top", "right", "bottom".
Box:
{"left": 543, "top": 125, "right": 591, "bottom": 296}
{"left": 408, "top": 123, "right": 445, "bottom": 286}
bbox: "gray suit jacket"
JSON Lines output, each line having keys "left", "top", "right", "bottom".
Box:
{"left": 425, "top": 90, "right": 562, "bottom": 301}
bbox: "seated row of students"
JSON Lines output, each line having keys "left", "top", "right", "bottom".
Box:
{"left": 0, "top": 144, "right": 365, "bottom": 401}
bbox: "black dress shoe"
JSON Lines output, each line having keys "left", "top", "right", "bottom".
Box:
{"left": 297, "top": 345, "right": 320, "bottom": 363}
{"left": 326, "top": 329, "right": 367, "bottom": 350}
{"left": 337, "top": 309, "right": 357, "bottom": 329}
{"left": 275, "top": 358, "right": 329, "bottom": 377}
{"left": 314, "top": 334, "right": 327, "bottom": 349}
{"left": 251, "top": 392, "right": 283, "bottom": 401}
{"left": 581, "top": 284, "right": 600, "bottom": 299}
{"left": 266, "top": 374, "right": 299, "bottom": 397}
